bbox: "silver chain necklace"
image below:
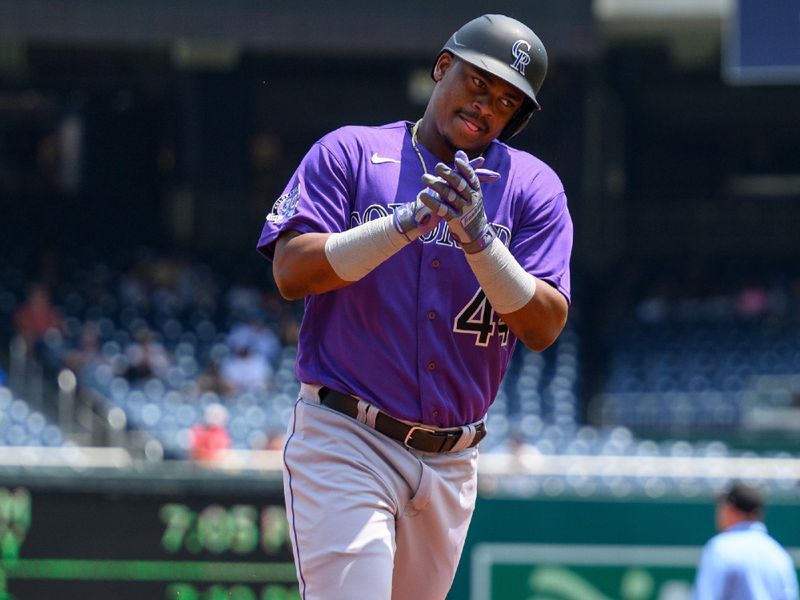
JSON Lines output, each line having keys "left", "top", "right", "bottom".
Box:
{"left": 410, "top": 119, "right": 428, "bottom": 174}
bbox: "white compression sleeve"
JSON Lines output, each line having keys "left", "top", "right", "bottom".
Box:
{"left": 464, "top": 237, "right": 537, "bottom": 314}
{"left": 324, "top": 215, "right": 409, "bottom": 282}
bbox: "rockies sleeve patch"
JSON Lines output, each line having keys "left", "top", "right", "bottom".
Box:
{"left": 267, "top": 185, "right": 301, "bottom": 223}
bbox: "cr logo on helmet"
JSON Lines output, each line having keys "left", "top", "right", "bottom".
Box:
{"left": 510, "top": 40, "right": 532, "bottom": 75}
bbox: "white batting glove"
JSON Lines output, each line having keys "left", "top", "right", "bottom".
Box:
{"left": 418, "top": 151, "right": 501, "bottom": 253}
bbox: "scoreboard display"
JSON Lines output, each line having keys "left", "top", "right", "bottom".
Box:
{"left": 725, "top": 0, "right": 800, "bottom": 84}
{"left": 0, "top": 468, "right": 298, "bottom": 600}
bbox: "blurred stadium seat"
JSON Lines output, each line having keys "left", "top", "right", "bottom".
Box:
{"left": 0, "top": 385, "right": 66, "bottom": 447}
{"left": 592, "top": 288, "right": 800, "bottom": 442}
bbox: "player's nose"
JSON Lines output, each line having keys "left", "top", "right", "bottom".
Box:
{"left": 466, "top": 102, "right": 491, "bottom": 128}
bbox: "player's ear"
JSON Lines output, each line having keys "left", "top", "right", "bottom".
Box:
{"left": 432, "top": 52, "right": 455, "bottom": 82}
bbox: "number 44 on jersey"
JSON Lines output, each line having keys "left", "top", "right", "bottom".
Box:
{"left": 454, "top": 289, "right": 510, "bottom": 347}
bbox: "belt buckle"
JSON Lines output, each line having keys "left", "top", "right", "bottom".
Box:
{"left": 403, "top": 425, "right": 438, "bottom": 449}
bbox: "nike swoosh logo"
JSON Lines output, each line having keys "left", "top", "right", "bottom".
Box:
{"left": 371, "top": 152, "right": 401, "bottom": 164}
{"left": 452, "top": 33, "right": 466, "bottom": 47}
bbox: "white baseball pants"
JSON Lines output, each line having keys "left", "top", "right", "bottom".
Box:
{"left": 282, "top": 386, "right": 479, "bottom": 600}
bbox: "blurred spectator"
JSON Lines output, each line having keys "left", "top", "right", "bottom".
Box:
{"left": 635, "top": 281, "right": 671, "bottom": 323}
{"left": 736, "top": 284, "right": 770, "bottom": 319}
{"left": 190, "top": 403, "right": 231, "bottom": 462}
{"left": 225, "top": 282, "right": 263, "bottom": 318}
{"left": 174, "top": 259, "right": 219, "bottom": 311}
{"left": 13, "top": 282, "right": 63, "bottom": 354}
{"left": 124, "top": 325, "right": 171, "bottom": 381}
{"left": 196, "top": 359, "right": 227, "bottom": 395}
{"left": 280, "top": 319, "right": 299, "bottom": 347}
{"left": 219, "top": 336, "right": 273, "bottom": 394}
{"left": 508, "top": 431, "right": 539, "bottom": 458}
{"left": 226, "top": 314, "right": 281, "bottom": 364}
{"left": 264, "top": 427, "right": 286, "bottom": 451}
{"left": 64, "top": 321, "right": 104, "bottom": 376}
{"left": 118, "top": 262, "right": 150, "bottom": 310}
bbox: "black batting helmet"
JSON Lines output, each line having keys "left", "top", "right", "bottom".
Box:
{"left": 433, "top": 14, "right": 548, "bottom": 141}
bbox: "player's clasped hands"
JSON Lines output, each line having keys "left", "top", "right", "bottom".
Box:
{"left": 392, "top": 192, "right": 442, "bottom": 241}
{"left": 419, "top": 150, "right": 501, "bottom": 253}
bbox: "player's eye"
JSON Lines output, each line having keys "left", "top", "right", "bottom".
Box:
{"left": 498, "top": 97, "right": 518, "bottom": 112}
{"left": 471, "top": 76, "right": 486, "bottom": 89}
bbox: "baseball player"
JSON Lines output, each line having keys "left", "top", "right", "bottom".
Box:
{"left": 257, "top": 14, "right": 572, "bottom": 600}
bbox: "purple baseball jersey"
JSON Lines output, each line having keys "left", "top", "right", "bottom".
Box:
{"left": 257, "top": 121, "right": 572, "bottom": 427}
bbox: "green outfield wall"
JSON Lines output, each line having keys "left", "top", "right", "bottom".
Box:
{"left": 2, "top": 467, "right": 798, "bottom": 600}
{"left": 448, "top": 494, "right": 800, "bottom": 600}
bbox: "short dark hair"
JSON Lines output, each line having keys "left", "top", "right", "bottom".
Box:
{"left": 721, "top": 481, "right": 765, "bottom": 516}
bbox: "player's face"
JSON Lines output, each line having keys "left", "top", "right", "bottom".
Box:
{"left": 429, "top": 53, "right": 525, "bottom": 154}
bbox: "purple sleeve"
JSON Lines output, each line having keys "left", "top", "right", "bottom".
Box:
{"left": 510, "top": 190, "right": 573, "bottom": 303}
{"left": 256, "top": 140, "right": 352, "bottom": 261}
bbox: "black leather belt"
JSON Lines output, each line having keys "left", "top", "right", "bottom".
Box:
{"left": 318, "top": 387, "right": 486, "bottom": 453}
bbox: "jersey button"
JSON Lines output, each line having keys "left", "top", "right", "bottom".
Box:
{"left": 432, "top": 410, "right": 439, "bottom": 418}
{"left": 428, "top": 311, "right": 436, "bottom": 320}
{"left": 431, "top": 259, "right": 440, "bottom": 269}
{"left": 427, "top": 361, "right": 436, "bottom": 370}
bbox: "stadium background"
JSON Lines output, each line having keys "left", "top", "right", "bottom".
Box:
{"left": 1, "top": 1, "right": 800, "bottom": 598}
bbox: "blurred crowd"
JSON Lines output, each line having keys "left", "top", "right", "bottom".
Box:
{"left": 2, "top": 247, "right": 301, "bottom": 458}
{"left": 591, "top": 257, "right": 800, "bottom": 329}
{"left": 4, "top": 249, "right": 800, "bottom": 462}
